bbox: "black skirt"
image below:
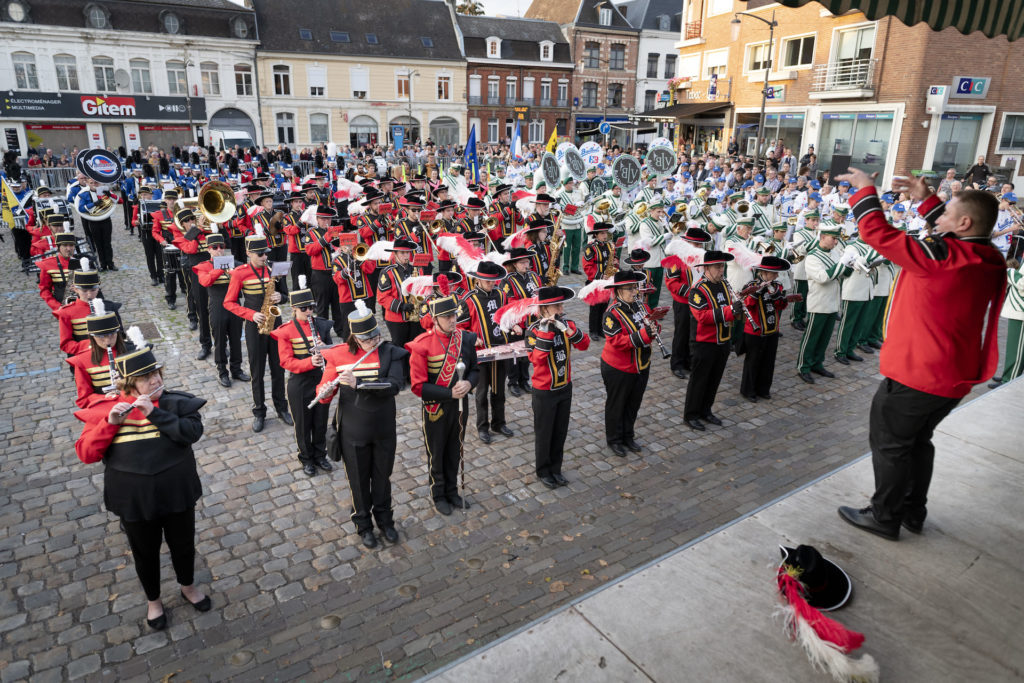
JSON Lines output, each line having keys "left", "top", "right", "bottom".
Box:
{"left": 103, "top": 456, "right": 202, "bottom": 522}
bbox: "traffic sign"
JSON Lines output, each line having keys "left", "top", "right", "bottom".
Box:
{"left": 598, "top": 121, "right": 611, "bottom": 135}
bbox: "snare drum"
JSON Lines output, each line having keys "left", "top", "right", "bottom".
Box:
{"left": 163, "top": 245, "right": 182, "bottom": 271}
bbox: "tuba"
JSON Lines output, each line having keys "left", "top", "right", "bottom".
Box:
{"left": 735, "top": 199, "right": 751, "bottom": 216}
{"left": 198, "top": 180, "right": 237, "bottom": 224}
{"left": 593, "top": 198, "right": 612, "bottom": 215}
{"left": 633, "top": 201, "right": 649, "bottom": 219}
{"left": 75, "top": 149, "right": 123, "bottom": 222}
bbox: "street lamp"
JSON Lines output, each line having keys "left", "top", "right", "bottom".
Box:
{"left": 731, "top": 10, "right": 776, "bottom": 168}
{"left": 405, "top": 70, "right": 420, "bottom": 146}
{"left": 184, "top": 56, "right": 195, "bottom": 145}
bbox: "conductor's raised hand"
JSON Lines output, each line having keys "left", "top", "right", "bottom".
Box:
{"left": 891, "top": 175, "right": 934, "bottom": 202}
{"left": 834, "top": 167, "right": 877, "bottom": 191}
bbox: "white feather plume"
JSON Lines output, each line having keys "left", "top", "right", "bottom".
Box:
{"left": 62, "top": 221, "right": 71, "bottom": 232}
{"left": 402, "top": 275, "right": 436, "bottom": 297}
{"left": 516, "top": 195, "right": 536, "bottom": 219}
{"left": 454, "top": 183, "right": 472, "bottom": 206}
{"left": 725, "top": 240, "right": 763, "bottom": 270}
{"left": 246, "top": 204, "right": 262, "bottom": 218}
{"left": 635, "top": 237, "right": 653, "bottom": 252}
{"left": 300, "top": 204, "right": 319, "bottom": 227}
{"left": 354, "top": 299, "right": 370, "bottom": 318}
{"left": 578, "top": 278, "right": 613, "bottom": 304}
{"left": 664, "top": 237, "right": 706, "bottom": 270}
{"left": 348, "top": 199, "right": 368, "bottom": 216}
{"left": 362, "top": 240, "right": 393, "bottom": 262}
{"left": 482, "top": 250, "right": 510, "bottom": 267}
{"left": 209, "top": 223, "right": 219, "bottom": 233}
{"left": 91, "top": 298, "right": 106, "bottom": 316}
{"left": 253, "top": 223, "right": 265, "bottom": 238}
{"left": 775, "top": 604, "right": 880, "bottom": 683}
{"left": 335, "top": 178, "right": 364, "bottom": 201}
{"left": 298, "top": 274, "right": 308, "bottom": 290}
{"left": 80, "top": 257, "right": 91, "bottom": 272}
{"left": 126, "top": 325, "right": 146, "bottom": 350}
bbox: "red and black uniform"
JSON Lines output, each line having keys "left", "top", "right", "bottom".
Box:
{"left": 133, "top": 201, "right": 163, "bottom": 283}
{"left": 406, "top": 327, "right": 480, "bottom": 504}
{"left": 223, "top": 265, "right": 288, "bottom": 419}
{"left": 392, "top": 218, "right": 434, "bottom": 272}
{"left": 152, "top": 208, "right": 191, "bottom": 313}
{"left": 253, "top": 209, "right": 289, "bottom": 267}
{"left": 684, "top": 278, "right": 736, "bottom": 422}
{"left": 175, "top": 228, "right": 211, "bottom": 351}
{"left": 272, "top": 317, "right": 334, "bottom": 468}
{"left": 526, "top": 318, "right": 590, "bottom": 478}
{"left": 665, "top": 260, "right": 697, "bottom": 373}
{"left": 332, "top": 256, "right": 378, "bottom": 338}
{"left": 305, "top": 225, "right": 345, "bottom": 335}
{"left": 457, "top": 287, "right": 509, "bottom": 434}
{"left": 582, "top": 240, "right": 616, "bottom": 335}
{"left": 529, "top": 240, "right": 552, "bottom": 285}
{"left": 600, "top": 299, "right": 653, "bottom": 448}
{"left": 67, "top": 347, "right": 123, "bottom": 409}
{"left": 376, "top": 262, "right": 422, "bottom": 381}
{"left": 356, "top": 211, "right": 390, "bottom": 280}
{"left": 282, "top": 210, "right": 311, "bottom": 290}
{"left": 502, "top": 269, "right": 541, "bottom": 391}
{"left": 37, "top": 253, "right": 74, "bottom": 311}
{"left": 54, "top": 299, "right": 98, "bottom": 356}
{"left": 194, "top": 260, "right": 244, "bottom": 378}
{"left": 435, "top": 219, "right": 458, "bottom": 272}
{"left": 488, "top": 202, "right": 519, "bottom": 251}
{"left": 740, "top": 280, "right": 788, "bottom": 400}
{"left": 848, "top": 186, "right": 1007, "bottom": 526}
{"left": 226, "top": 200, "right": 249, "bottom": 262}
{"left": 317, "top": 341, "right": 407, "bottom": 535}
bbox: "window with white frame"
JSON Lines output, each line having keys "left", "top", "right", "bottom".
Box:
{"left": 599, "top": 7, "right": 611, "bottom": 25}
{"left": 505, "top": 78, "right": 516, "bottom": 103}
{"left": 540, "top": 79, "right": 551, "bottom": 105}
{"left": 54, "top": 54, "right": 79, "bottom": 91}
{"left": 12, "top": 52, "right": 38, "bottom": 90}
{"left": 998, "top": 114, "right": 1024, "bottom": 151}
{"left": 581, "top": 82, "right": 598, "bottom": 108}
{"left": 540, "top": 41, "right": 553, "bottom": 61}
{"left": 309, "top": 113, "right": 329, "bottom": 143}
{"left": 276, "top": 112, "right": 295, "bottom": 144}
{"left": 307, "top": 65, "right": 326, "bottom": 97}
{"left": 745, "top": 42, "right": 771, "bottom": 72}
{"left": 130, "top": 58, "right": 152, "bottom": 94}
{"left": 469, "top": 75, "right": 481, "bottom": 102}
{"left": 528, "top": 119, "right": 544, "bottom": 144}
{"left": 235, "top": 63, "right": 253, "bottom": 96}
{"left": 487, "top": 118, "right": 499, "bottom": 142}
{"left": 707, "top": 0, "right": 732, "bottom": 17}
{"left": 487, "top": 77, "right": 499, "bottom": 103}
{"left": 350, "top": 67, "right": 369, "bottom": 98}
{"left": 679, "top": 54, "right": 701, "bottom": 79}
{"left": 437, "top": 74, "right": 451, "bottom": 101}
{"left": 782, "top": 35, "right": 815, "bottom": 68}
{"left": 396, "top": 72, "right": 410, "bottom": 99}
{"left": 487, "top": 37, "right": 501, "bottom": 58}
{"left": 273, "top": 64, "right": 291, "bottom": 95}
{"left": 93, "top": 56, "right": 116, "bottom": 92}
{"left": 703, "top": 49, "right": 728, "bottom": 79}
{"left": 523, "top": 77, "right": 534, "bottom": 104}
{"left": 557, "top": 79, "right": 568, "bottom": 105}
{"left": 201, "top": 62, "right": 220, "bottom": 96}
{"left": 167, "top": 60, "right": 187, "bottom": 95}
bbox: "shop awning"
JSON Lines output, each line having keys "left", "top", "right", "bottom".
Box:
{"left": 634, "top": 102, "right": 732, "bottom": 120}
{"left": 746, "top": 0, "right": 1024, "bottom": 41}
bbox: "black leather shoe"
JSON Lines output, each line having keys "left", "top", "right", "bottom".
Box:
{"left": 685, "top": 418, "right": 705, "bottom": 431}
{"left": 518, "top": 382, "right": 531, "bottom": 394}
{"left": 218, "top": 374, "right": 231, "bottom": 388}
{"left": 167, "top": 302, "right": 177, "bottom": 311}
{"left": 315, "top": 457, "right": 333, "bottom": 472}
{"left": 672, "top": 369, "right": 689, "bottom": 379}
{"left": 278, "top": 410, "right": 294, "bottom": 426}
{"left": 252, "top": 416, "right": 265, "bottom": 433}
{"left": 539, "top": 475, "right": 558, "bottom": 489}
{"left": 791, "top": 320, "right": 806, "bottom": 331}
{"left": 838, "top": 505, "right": 900, "bottom": 540}
{"left": 180, "top": 590, "right": 211, "bottom": 612}
{"left": 857, "top": 344, "right": 874, "bottom": 354}
{"left": 188, "top": 319, "right": 198, "bottom": 331}
{"left": 987, "top": 380, "right": 1003, "bottom": 389}
{"left": 742, "top": 393, "right": 759, "bottom": 402}
{"left": 624, "top": 438, "right": 642, "bottom": 453}
{"left": 846, "top": 352, "right": 864, "bottom": 362}
{"left": 757, "top": 392, "right": 771, "bottom": 400}
{"left": 703, "top": 413, "right": 723, "bottom": 426}
{"left": 811, "top": 367, "right": 836, "bottom": 378}
{"left": 478, "top": 429, "right": 492, "bottom": 444}
{"left": 107, "top": 264, "right": 119, "bottom": 272}
{"left": 590, "top": 332, "right": 602, "bottom": 341}
{"left": 196, "top": 347, "right": 211, "bottom": 361}
{"left": 507, "top": 383, "right": 522, "bottom": 398}
{"left": 553, "top": 473, "right": 569, "bottom": 486}
{"left": 150, "top": 278, "right": 159, "bottom": 287}
{"left": 834, "top": 356, "right": 850, "bottom": 365}
{"left": 302, "top": 463, "right": 317, "bottom": 477}
{"left": 435, "top": 499, "right": 452, "bottom": 516}
{"left": 492, "top": 425, "right": 514, "bottom": 437}
{"left": 232, "top": 370, "right": 250, "bottom": 381}
{"left": 798, "top": 372, "right": 815, "bottom": 384}
{"left": 609, "top": 443, "right": 627, "bottom": 457}
{"left": 381, "top": 526, "right": 399, "bottom": 543}
{"left": 867, "top": 340, "right": 882, "bottom": 350}
{"left": 146, "top": 612, "right": 167, "bottom": 631}
{"left": 448, "top": 494, "right": 470, "bottom": 509}
{"left": 360, "top": 531, "right": 378, "bottom": 549}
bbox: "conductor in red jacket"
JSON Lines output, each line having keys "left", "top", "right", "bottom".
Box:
{"left": 837, "top": 168, "right": 1007, "bottom": 540}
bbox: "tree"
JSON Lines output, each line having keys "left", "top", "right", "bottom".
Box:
{"left": 456, "top": 0, "right": 485, "bottom": 15}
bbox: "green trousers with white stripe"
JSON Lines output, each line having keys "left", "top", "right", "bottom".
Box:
{"left": 835, "top": 299, "right": 871, "bottom": 358}
{"left": 645, "top": 267, "right": 664, "bottom": 307}
{"left": 797, "top": 312, "right": 836, "bottom": 374}
{"left": 863, "top": 296, "right": 887, "bottom": 345}
{"left": 791, "top": 279, "right": 809, "bottom": 324}
{"left": 561, "top": 228, "right": 583, "bottom": 275}
{"left": 1000, "top": 318, "right": 1024, "bottom": 383}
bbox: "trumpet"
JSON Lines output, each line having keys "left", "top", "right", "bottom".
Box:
{"left": 695, "top": 187, "right": 709, "bottom": 200}
{"left": 352, "top": 243, "right": 370, "bottom": 261}
{"left": 482, "top": 215, "right": 500, "bottom": 232}
{"left": 429, "top": 219, "right": 447, "bottom": 235}
{"left": 673, "top": 200, "right": 688, "bottom": 217}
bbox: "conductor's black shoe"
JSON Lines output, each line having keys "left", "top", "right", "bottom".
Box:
{"left": 685, "top": 418, "right": 705, "bottom": 431}
{"left": 857, "top": 344, "right": 874, "bottom": 354}
{"left": 539, "top": 475, "right": 558, "bottom": 489}
{"left": 478, "top": 429, "right": 492, "bottom": 444}
{"left": 448, "top": 494, "right": 470, "bottom": 509}
{"left": 195, "top": 347, "right": 211, "bottom": 361}
{"left": 360, "top": 531, "right": 378, "bottom": 549}
{"left": 703, "top": 413, "right": 723, "bottom": 426}
{"left": 518, "top": 382, "right": 532, "bottom": 394}
{"left": 553, "top": 473, "right": 569, "bottom": 486}
{"left": 492, "top": 425, "right": 514, "bottom": 437}
{"left": 742, "top": 393, "right": 759, "bottom": 402}
{"left": 302, "top": 463, "right": 317, "bottom": 477}
{"left": 188, "top": 319, "right": 198, "bottom": 331}
{"left": 988, "top": 380, "right": 1003, "bottom": 389}
{"left": 167, "top": 302, "right": 177, "bottom": 310}
{"left": 838, "top": 505, "right": 900, "bottom": 541}
{"left": 798, "top": 372, "right": 815, "bottom": 384}
{"left": 218, "top": 374, "right": 231, "bottom": 388}
{"left": 846, "top": 351, "right": 864, "bottom": 362}
{"left": 381, "top": 526, "right": 399, "bottom": 543}
{"left": 314, "top": 457, "right": 333, "bottom": 472}
{"left": 146, "top": 612, "right": 167, "bottom": 631}
{"left": 811, "top": 367, "right": 835, "bottom": 378}
{"left": 277, "top": 410, "right": 294, "bottom": 426}
{"left": 835, "top": 356, "right": 850, "bottom": 365}
{"left": 867, "top": 340, "right": 882, "bottom": 349}
{"left": 672, "top": 369, "right": 689, "bottom": 379}
{"left": 232, "top": 370, "right": 250, "bottom": 381}
{"left": 902, "top": 517, "right": 924, "bottom": 534}
{"left": 180, "top": 590, "right": 212, "bottom": 612}
{"left": 758, "top": 392, "right": 771, "bottom": 400}
{"left": 791, "top": 320, "right": 806, "bottom": 331}
{"left": 435, "top": 499, "right": 452, "bottom": 516}
{"left": 507, "top": 383, "right": 522, "bottom": 398}
{"left": 252, "top": 416, "right": 265, "bottom": 433}
{"left": 624, "top": 438, "right": 642, "bottom": 453}
{"left": 150, "top": 277, "right": 159, "bottom": 287}
{"left": 609, "top": 442, "right": 627, "bottom": 457}
{"left": 108, "top": 264, "right": 119, "bottom": 271}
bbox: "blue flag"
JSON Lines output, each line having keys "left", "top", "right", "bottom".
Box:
{"left": 464, "top": 124, "right": 479, "bottom": 184}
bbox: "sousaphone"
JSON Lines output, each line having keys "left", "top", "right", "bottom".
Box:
{"left": 75, "top": 149, "right": 124, "bottom": 221}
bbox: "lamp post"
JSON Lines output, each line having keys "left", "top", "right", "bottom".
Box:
{"left": 731, "top": 10, "right": 776, "bottom": 168}
{"left": 406, "top": 70, "right": 420, "bottom": 147}
{"left": 184, "top": 55, "right": 195, "bottom": 145}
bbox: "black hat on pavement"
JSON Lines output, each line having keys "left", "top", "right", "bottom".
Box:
{"left": 778, "top": 545, "right": 853, "bottom": 612}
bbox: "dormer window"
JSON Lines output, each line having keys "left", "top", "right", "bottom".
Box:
{"left": 84, "top": 3, "right": 109, "bottom": 29}
{"left": 658, "top": 14, "right": 670, "bottom": 31}
{"left": 599, "top": 7, "right": 612, "bottom": 25}
{"left": 539, "top": 41, "right": 553, "bottom": 62}
{"left": 486, "top": 37, "right": 501, "bottom": 58}
{"left": 161, "top": 11, "right": 181, "bottom": 34}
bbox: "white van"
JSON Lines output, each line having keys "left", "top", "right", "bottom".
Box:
{"left": 209, "top": 129, "right": 255, "bottom": 151}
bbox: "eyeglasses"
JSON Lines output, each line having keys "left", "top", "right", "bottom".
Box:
{"left": 297, "top": 305, "right": 313, "bottom": 312}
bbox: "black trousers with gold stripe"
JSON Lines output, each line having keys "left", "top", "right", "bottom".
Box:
{"left": 475, "top": 358, "right": 507, "bottom": 432}
{"left": 244, "top": 320, "right": 287, "bottom": 418}
{"left": 287, "top": 370, "right": 328, "bottom": 466}
{"left": 533, "top": 384, "right": 572, "bottom": 477}
{"left": 601, "top": 361, "right": 649, "bottom": 446}
{"left": 423, "top": 400, "right": 467, "bottom": 502}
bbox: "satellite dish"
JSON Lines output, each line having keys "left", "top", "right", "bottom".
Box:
{"left": 114, "top": 69, "right": 131, "bottom": 91}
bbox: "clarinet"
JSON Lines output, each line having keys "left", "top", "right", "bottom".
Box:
{"left": 639, "top": 307, "right": 672, "bottom": 360}
{"left": 308, "top": 314, "right": 324, "bottom": 359}
{"left": 105, "top": 347, "right": 121, "bottom": 394}
{"left": 723, "top": 279, "right": 760, "bottom": 333}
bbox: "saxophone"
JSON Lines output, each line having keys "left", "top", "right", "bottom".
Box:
{"left": 602, "top": 245, "right": 619, "bottom": 279}
{"left": 257, "top": 276, "right": 281, "bottom": 335}
{"left": 546, "top": 211, "right": 566, "bottom": 286}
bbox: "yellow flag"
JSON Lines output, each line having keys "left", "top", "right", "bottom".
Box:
{"left": 546, "top": 129, "right": 558, "bottom": 153}
{"left": 1, "top": 178, "right": 18, "bottom": 231}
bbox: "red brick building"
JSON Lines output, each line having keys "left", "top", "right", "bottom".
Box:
{"left": 457, "top": 15, "right": 574, "bottom": 147}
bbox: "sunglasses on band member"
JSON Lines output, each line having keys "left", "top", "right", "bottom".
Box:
{"left": 297, "top": 305, "right": 314, "bottom": 312}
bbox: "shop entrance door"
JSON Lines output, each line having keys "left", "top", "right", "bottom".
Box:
{"left": 102, "top": 124, "right": 125, "bottom": 152}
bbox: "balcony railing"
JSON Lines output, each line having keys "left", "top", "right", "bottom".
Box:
{"left": 556, "top": 97, "right": 568, "bottom": 107}
{"left": 811, "top": 58, "right": 878, "bottom": 92}
{"left": 487, "top": 95, "right": 500, "bottom": 105}
{"left": 516, "top": 97, "right": 534, "bottom": 106}
{"left": 539, "top": 97, "right": 552, "bottom": 106}
{"left": 684, "top": 20, "right": 702, "bottom": 40}
{"left": 468, "top": 95, "right": 482, "bottom": 105}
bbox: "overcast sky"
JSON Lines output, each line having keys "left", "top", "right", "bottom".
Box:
{"left": 476, "top": 0, "right": 529, "bottom": 16}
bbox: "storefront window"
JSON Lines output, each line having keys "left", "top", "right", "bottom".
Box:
{"left": 818, "top": 111, "right": 893, "bottom": 179}
{"left": 934, "top": 113, "right": 982, "bottom": 173}
{"left": 734, "top": 113, "right": 804, "bottom": 160}
{"left": 349, "top": 115, "right": 378, "bottom": 148}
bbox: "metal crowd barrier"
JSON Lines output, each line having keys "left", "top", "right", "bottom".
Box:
{"left": 23, "top": 167, "right": 76, "bottom": 190}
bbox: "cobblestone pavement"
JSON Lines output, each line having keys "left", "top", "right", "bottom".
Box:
{"left": 0, "top": 216, "right": 1002, "bottom": 682}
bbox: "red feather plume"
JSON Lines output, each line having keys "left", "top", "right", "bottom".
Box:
{"left": 492, "top": 297, "right": 538, "bottom": 332}
{"left": 579, "top": 278, "right": 612, "bottom": 305}
{"left": 437, "top": 274, "right": 451, "bottom": 297}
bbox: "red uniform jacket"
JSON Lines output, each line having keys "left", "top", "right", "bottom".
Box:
{"left": 223, "top": 265, "right": 275, "bottom": 322}
{"left": 333, "top": 258, "right": 377, "bottom": 303}
{"left": 67, "top": 347, "right": 121, "bottom": 408}
{"left": 37, "top": 253, "right": 73, "bottom": 311}
{"left": 526, "top": 318, "right": 590, "bottom": 390}
{"left": 151, "top": 208, "right": 177, "bottom": 244}
{"left": 54, "top": 299, "right": 92, "bottom": 355}
{"left": 193, "top": 260, "right": 231, "bottom": 288}
{"left": 406, "top": 327, "right": 480, "bottom": 405}
{"left": 664, "top": 261, "right": 695, "bottom": 304}
{"left": 688, "top": 279, "right": 736, "bottom": 344}
{"left": 850, "top": 187, "right": 1006, "bottom": 398}
{"left": 600, "top": 300, "right": 653, "bottom": 373}
{"left": 305, "top": 226, "right": 344, "bottom": 271}
{"left": 282, "top": 212, "right": 304, "bottom": 253}
{"left": 582, "top": 240, "right": 615, "bottom": 282}
{"left": 377, "top": 263, "right": 421, "bottom": 323}
{"left": 271, "top": 318, "right": 331, "bottom": 374}
{"left": 743, "top": 281, "right": 788, "bottom": 336}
